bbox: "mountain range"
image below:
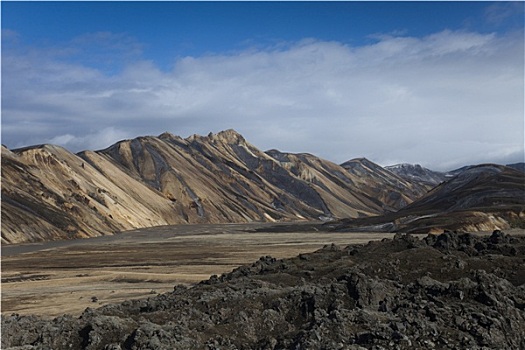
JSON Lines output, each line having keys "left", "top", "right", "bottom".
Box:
{"left": 2, "top": 129, "right": 524, "bottom": 244}
{"left": 332, "top": 163, "right": 525, "bottom": 233}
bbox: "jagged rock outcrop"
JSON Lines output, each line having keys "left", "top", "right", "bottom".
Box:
{"left": 3, "top": 231, "right": 525, "bottom": 349}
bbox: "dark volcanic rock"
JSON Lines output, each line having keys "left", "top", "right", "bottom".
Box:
{"left": 2, "top": 231, "right": 525, "bottom": 349}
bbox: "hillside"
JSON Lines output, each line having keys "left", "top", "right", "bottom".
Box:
{"left": 333, "top": 164, "right": 525, "bottom": 233}
{"left": 385, "top": 163, "right": 446, "bottom": 187}
{"left": 341, "top": 158, "right": 429, "bottom": 209}
{"left": 2, "top": 130, "right": 424, "bottom": 244}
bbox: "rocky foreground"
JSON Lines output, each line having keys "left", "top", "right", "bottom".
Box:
{"left": 2, "top": 231, "right": 525, "bottom": 350}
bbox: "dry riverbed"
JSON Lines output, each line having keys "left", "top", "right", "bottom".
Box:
{"left": 2, "top": 223, "right": 394, "bottom": 317}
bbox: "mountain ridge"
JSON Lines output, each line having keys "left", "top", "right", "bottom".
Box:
{"left": 2, "top": 130, "right": 523, "bottom": 244}
{"left": 2, "top": 130, "right": 425, "bottom": 244}
{"left": 385, "top": 163, "right": 447, "bottom": 187}
{"left": 333, "top": 163, "right": 525, "bottom": 233}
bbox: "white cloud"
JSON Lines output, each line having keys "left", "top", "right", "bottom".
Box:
{"left": 484, "top": 2, "right": 525, "bottom": 26}
{"left": 48, "top": 134, "right": 76, "bottom": 146}
{"left": 44, "top": 127, "right": 133, "bottom": 151}
{"left": 2, "top": 29, "right": 523, "bottom": 170}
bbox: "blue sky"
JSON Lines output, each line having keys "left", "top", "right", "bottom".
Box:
{"left": 2, "top": 1, "right": 524, "bottom": 170}
{"left": 4, "top": 2, "right": 519, "bottom": 71}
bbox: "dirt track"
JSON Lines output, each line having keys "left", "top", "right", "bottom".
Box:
{"left": 1, "top": 223, "right": 394, "bottom": 317}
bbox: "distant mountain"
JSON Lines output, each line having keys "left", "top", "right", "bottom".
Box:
{"left": 399, "top": 164, "right": 524, "bottom": 215}
{"left": 340, "top": 158, "right": 429, "bottom": 210}
{"left": 507, "top": 162, "right": 525, "bottom": 173}
{"left": 1, "top": 130, "right": 430, "bottom": 244}
{"left": 385, "top": 163, "right": 446, "bottom": 187}
{"left": 444, "top": 165, "right": 474, "bottom": 179}
{"left": 333, "top": 164, "right": 525, "bottom": 233}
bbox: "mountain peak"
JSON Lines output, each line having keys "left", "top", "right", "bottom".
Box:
{"left": 12, "top": 143, "right": 72, "bottom": 156}
{"left": 185, "top": 129, "right": 245, "bottom": 145}
{"left": 350, "top": 157, "right": 369, "bottom": 162}
{"left": 158, "top": 131, "right": 178, "bottom": 140}
{"left": 386, "top": 163, "right": 446, "bottom": 187}
{"left": 212, "top": 129, "right": 245, "bottom": 144}
{"left": 387, "top": 163, "right": 422, "bottom": 170}
{"left": 340, "top": 157, "right": 381, "bottom": 170}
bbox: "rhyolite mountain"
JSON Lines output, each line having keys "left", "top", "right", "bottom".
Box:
{"left": 333, "top": 164, "right": 525, "bottom": 233}
{"left": 3, "top": 130, "right": 523, "bottom": 244}
{"left": 385, "top": 163, "right": 447, "bottom": 187}
{"left": 340, "top": 158, "right": 429, "bottom": 209}
{"left": 507, "top": 162, "right": 525, "bottom": 173}
{"left": 1, "top": 130, "right": 427, "bottom": 244}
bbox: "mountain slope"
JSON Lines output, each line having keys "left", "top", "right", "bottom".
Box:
{"left": 385, "top": 163, "right": 446, "bottom": 187}
{"left": 333, "top": 164, "right": 525, "bottom": 233}
{"left": 400, "top": 164, "right": 524, "bottom": 214}
{"left": 507, "top": 162, "right": 525, "bottom": 173}
{"left": 1, "top": 144, "right": 180, "bottom": 243}
{"left": 341, "top": 158, "right": 429, "bottom": 210}
{"left": 93, "top": 130, "right": 326, "bottom": 224}
{"left": 2, "top": 130, "right": 430, "bottom": 244}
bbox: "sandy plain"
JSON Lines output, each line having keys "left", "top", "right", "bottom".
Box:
{"left": 1, "top": 222, "right": 396, "bottom": 318}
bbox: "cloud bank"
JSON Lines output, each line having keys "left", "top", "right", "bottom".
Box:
{"left": 2, "top": 29, "right": 523, "bottom": 170}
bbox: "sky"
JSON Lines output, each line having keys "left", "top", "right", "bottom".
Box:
{"left": 1, "top": 1, "right": 524, "bottom": 171}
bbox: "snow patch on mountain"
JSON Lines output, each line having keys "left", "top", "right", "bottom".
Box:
{"left": 385, "top": 163, "right": 446, "bottom": 187}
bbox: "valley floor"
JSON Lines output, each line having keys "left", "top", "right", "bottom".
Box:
{"left": 1, "top": 222, "right": 395, "bottom": 317}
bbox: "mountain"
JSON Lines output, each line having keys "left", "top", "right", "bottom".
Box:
{"left": 507, "top": 162, "right": 525, "bottom": 173}
{"left": 1, "top": 130, "right": 427, "bottom": 244}
{"left": 340, "top": 158, "right": 429, "bottom": 210}
{"left": 333, "top": 164, "right": 525, "bottom": 233}
{"left": 399, "top": 164, "right": 524, "bottom": 214}
{"left": 1, "top": 144, "right": 180, "bottom": 244}
{"left": 385, "top": 163, "right": 447, "bottom": 187}
{"left": 4, "top": 130, "right": 522, "bottom": 244}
